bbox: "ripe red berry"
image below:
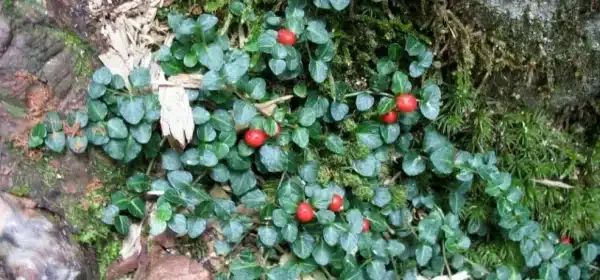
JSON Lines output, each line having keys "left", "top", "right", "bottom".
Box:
{"left": 560, "top": 235, "right": 572, "bottom": 245}
{"left": 329, "top": 194, "right": 344, "bottom": 212}
{"left": 278, "top": 29, "right": 297, "bottom": 46}
{"left": 362, "top": 219, "right": 370, "bottom": 232}
{"left": 244, "top": 129, "right": 267, "bottom": 148}
{"left": 381, "top": 111, "right": 398, "bottom": 124}
{"left": 297, "top": 202, "right": 315, "bottom": 223}
{"left": 395, "top": 94, "right": 418, "bottom": 113}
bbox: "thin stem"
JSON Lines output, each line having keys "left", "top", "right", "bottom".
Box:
{"left": 320, "top": 266, "right": 334, "bottom": 279}
{"left": 145, "top": 137, "right": 167, "bottom": 175}
{"left": 344, "top": 90, "right": 394, "bottom": 98}
{"left": 441, "top": 239, "right": 453, "bottom": 279}
{"left": 219, "top": 13, "right": 233, "bottom": 36}
{"left": 192, "top": 170, "right": 208, "bottom": 185}
{"left": 391, "top": 256, "right": 399, "bottom": 277}
{"left": 238, "top": 22, "right": 246, "bottom": 48}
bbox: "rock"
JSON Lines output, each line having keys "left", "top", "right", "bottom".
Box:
{"left": 0, "top": 193, "right": 94, "bottom": 279}
{"left": 450, "top": 0, "right": 600, "bottom": 114}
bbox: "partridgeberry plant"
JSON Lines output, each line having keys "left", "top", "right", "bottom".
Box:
{"left": 28, "top": 2, "right": 600, "bottom": 280}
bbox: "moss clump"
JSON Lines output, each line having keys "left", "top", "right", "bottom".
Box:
{"left": 390, "top": 185, "right": 407, "bottom": 208}
{"left": 51, "top": 30, "right": 94, "bottom": 77}
{"left": 347, "top": 142, "right": 370, "bottom": 160}
{"left": 342, "top": 119, "right": 357, "bottom": 132}
{"left": 9, "top": 183, "right": 30, "bottom": 197}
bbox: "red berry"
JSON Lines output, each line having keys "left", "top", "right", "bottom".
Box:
{"left": 329, "top": 194, "right": 344, "bottom": 212}
{"left": 362, "top": 219, "right": 370, "bottom": 232}
{"left": 297, "top": 202, "right": 314, "bottom": 223}
{"left": 278, "top": 29, "right": 297, "bottom": 46}
{"left": 244, "top": 129, "right": 267, "bottom": 148}
{"left": 395, "top": 94, "right": 418, "bottom": 113}
{"left": 560, "top": 235, "right": 571, "bottom": 245}
{"left": 381, "top": 111, "right": 398, "bottom": 124}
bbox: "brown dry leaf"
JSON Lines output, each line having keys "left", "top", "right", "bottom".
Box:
{"left": 158, "top": 86, "right": 194, "bottom": 149}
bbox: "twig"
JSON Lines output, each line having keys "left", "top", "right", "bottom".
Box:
{"left": 344, "top": 90, "right": 394, "bottom": 98}
{"left": 531, "top": 179, "right": 575, "bottom": 189}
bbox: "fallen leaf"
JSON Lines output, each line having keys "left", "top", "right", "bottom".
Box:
{"left": 255, "top": 95, "right": 294, "bottom": 117}
{"left": 158, "top": 86, "right": 194, "bottom": 149}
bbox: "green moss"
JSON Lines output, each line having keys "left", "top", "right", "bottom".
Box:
{"left": 97, "top": 239, "right": 121, "bottom": 279}
{"left": 9, "top": 183, "right": 30, "bottom": 197}
{"left": 51, "top": 30, "right": 95, "bottom": 77}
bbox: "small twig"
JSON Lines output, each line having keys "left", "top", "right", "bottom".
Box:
{"left": 344, "top": 90, "right": 394, "bottom": 98}
{"left": 531, "top": 179, "right": 575, "bottom": 189}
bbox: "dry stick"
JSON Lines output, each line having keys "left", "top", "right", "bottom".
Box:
{"left": 531, "top": 179, "right": 575, "bottom": 189}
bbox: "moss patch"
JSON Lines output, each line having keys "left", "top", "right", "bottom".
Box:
{"left": 51, "top": 30, "right": 95, "bottom": 78}
{"left": 9, "top": 183, "right": 30, "bottom": 196}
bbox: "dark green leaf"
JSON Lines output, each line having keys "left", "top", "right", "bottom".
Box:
{"left": 195, "top": 43, "right": 224, "bottom": 71}
{"left": 211, "top": 109, "right": 234, "bottom": 132}
{"left": 115, "top": 215, "right": 130, "bottom": 235}
{"left": 88, "top": 82, "right": 106, "bottom": 99}
{"left": 107, "top": 118, "right": 128, "bottom": 139}
{"left": 192, "top": 106, "right": 211, "bottom": 124}
{"left": 347, "top": 209, "right": 363, "bottom": 234}
{"left": 241, "top": 189, "right": 266, "bottom": 209}
{"left": 127, "top": 198, "right": 146, "bottom": 218}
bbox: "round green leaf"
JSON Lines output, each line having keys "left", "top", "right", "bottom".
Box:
{"left": 93, "top": 67, "right": 112, "bottom": 85}
{"left": 306, "top": 21, "right": 329, "bottom": 44}
{"left": 355, "top": 93, "right": 374, "bottom": 111}
{"left": 67, "top": 135, "right": 88, "bottom": 153}
{"left": 118, "top": 97, "right": 145, "bottom": 125}
{"left": 129, "top": 67, "right": 151, "bottom": 88}
{"left": 101, "top": 205, "right": 119, "bottom": 225}
{"left": 402, "top": 152, "right": 426, "bottom": 176}
{"left": 309, "top": 59, "right": 328, "bottom": 83}
{"left": 88, "top": 82, "right": 106, "bottom": 99}
{"left": 45, "top": 131, "right": 66, "bottom": 152}
{"left": 259, "top": 226, "right": 278, "bottom": 247}
{"left": 130, "top": 122, "right": 152, "bottom": 144}
{"left": 187, "top": 218, "right": 207, "bottom": 238}
{"left": 107, "top": 118, "right": 129, "bottom": 139}
{"left": 293, "top": 233, "right": 316, "bottom": 259}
